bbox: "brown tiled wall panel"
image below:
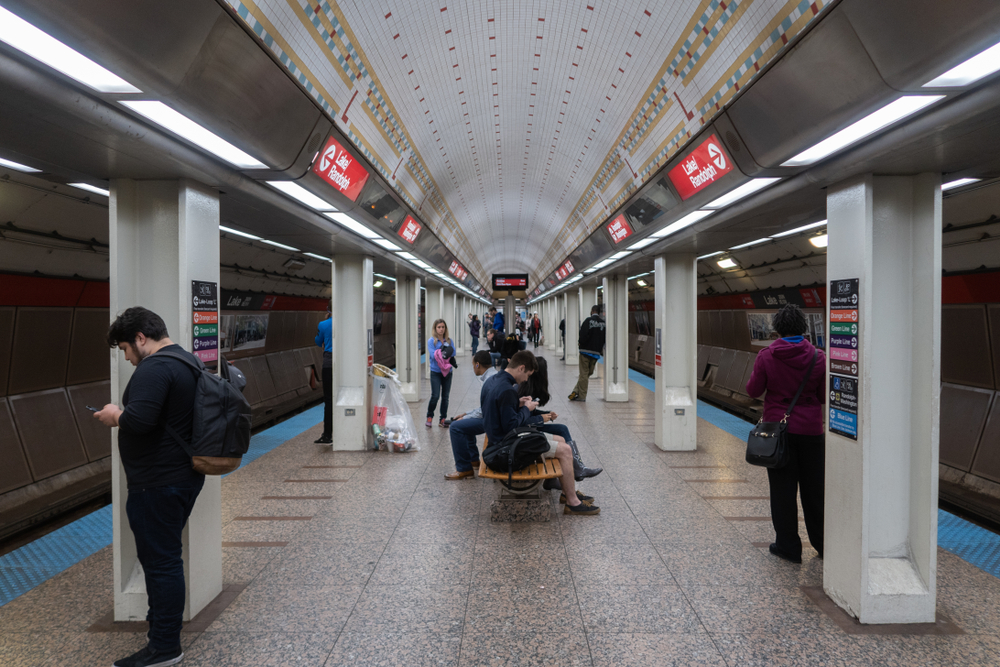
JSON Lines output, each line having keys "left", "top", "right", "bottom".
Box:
{"left": 696, "top": 345, "right": 709, "bottom": 380}
{"left": 0, "top": 398, "right": 33, "bottom": 494}
{"left": 734, "top": 312, "right": 754, "bottom": 352}
{"left": 971, "top": 393, "right": 1000, "bottom": 484}
{"left": 938, "top": 383, "right": 994, "bottom": 471}
{"left": 7, "top": 307, "right": 74, "bottom": 395}
{"left": 697, "top": 311, "right": 709, "bottom": 345}
{"left": 266, "top": 352, "right": 292, "bottom": 395}
{"left": 0, "top": 307, "right": 14, "bottom": 397}
{"left": 724, "top": 351, "right": 751, "bottom": 393}
{"left": 715, "top": 349, "right": 737, "bottom": 389}
{"left": 941, "top": 305, "right": 995, "bottom": 390}
{"left": 66, "top": 308, "right": 111, "bottom": 386}
{"left": 707, "top": 346, "right": 723, "bottom": 366}
{"left": 310, "top": 346, "right": 325, "bottom": 374}
{"left": 639, "top": 336, "right": 655, "bottom": 366}
{"left": 373, "top": 338, "right": 394, "bottom": 365}
{"left": 230, "top": 358, "right": 261, "bottom": 406}
{"left": 265, "top": 312, "right": 289, "bottom": 353}
{"left": 708, "top": 311, "right": 722, "bottom": 347}
{"left": 9, "top": 388, "right": 89, "bottom": 481}
{"left": 740, "top": 352, "right": 759, "bottom": 395}
{"left": 294, "top": 349, "right": 319, "bottom": 392}
{"left": 66, "top": 381, "right": 113, "bottom": 462}
{"left": 294, "top": 312, "right": 314, "bottom": 348}
{"left": 249, "top": 355, "right": 277, "bottom": 402}
{"left": 281, "top": 350, "right": 306, "bottom": 391}
{"left": 989, "top": 305, "right": 1000, "bottom": 392}
{"left": 720, "top": 311, "right": 738, "bottom": 350}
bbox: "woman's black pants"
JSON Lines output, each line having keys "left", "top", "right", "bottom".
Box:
{"left": 766, "top": 432, "right": 824, "bottom": 558}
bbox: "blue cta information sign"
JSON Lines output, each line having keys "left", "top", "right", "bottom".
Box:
{"left": 828, "top": 278, "right": 859, "bottom": 440}
{"left": 191, "top": 280, "right": 219, "bottom": 366}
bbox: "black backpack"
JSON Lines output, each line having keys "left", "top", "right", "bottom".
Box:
{"left": 483, "top": 426, "right": 551, "bottom": 489}
{"left": 158, "top": 350, "right": 253, "bottom": 475}
{"left": 501, "top": 332, "right": 520, "bottom": 358}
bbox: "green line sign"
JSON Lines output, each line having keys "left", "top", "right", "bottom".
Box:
{"left": 829, "top": 322, "right": 858, "bottom": 336}
{"left": 193, "top": 323, "right": 218, "bottom": 338}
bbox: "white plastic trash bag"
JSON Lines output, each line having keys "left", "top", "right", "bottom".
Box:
{"left": 371, "top": 365, "right": 419, "bottom": 453}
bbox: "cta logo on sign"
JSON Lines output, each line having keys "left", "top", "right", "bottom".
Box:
{"left": 606, "top": 215, "right": 633, "bottom": 244}
{"left": 312, "top": 137, "right": 369, "bottom": 202}
{"left": 667, "top": 134, "right": 734, "bottom": 200}
{"left": 397, "top": 215, "right": 422, "bottom": 244}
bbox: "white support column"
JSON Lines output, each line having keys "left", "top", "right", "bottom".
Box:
{"left": 546, "top": 298, "right": 556, "bottom": 352}
{"left": 556, "top": 295, "right": 566, "bottom": 358}
{"left": 603, "top": 274, "right": 629, "bottom": 402}
{"left": 654, "top": 254, "right": 697, "bottom": 451}
{"left": 565, "top": 290, "right": 580, "bottom": 366}
{"left": 395, "top": 275, "right": 422, "bottom": 402}
{"left": 823, "top": 174, "right": 941, "bottom": 624}
{"left": 425, "top": 285, "right": 445, "bottom": 378}
{"left": 463, "top": 297, "right": 472, "bottom": 352}
{"left": 331, "top": 255, "right": 374, "bottom": 450}
{"left": 109, "top": 179, "right": 222, "bottom": 622}
{"left": 579, "top": 286, "right": 595, "bottom": 324}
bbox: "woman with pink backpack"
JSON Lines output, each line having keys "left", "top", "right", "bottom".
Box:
{"left": 426, "top": 319, "right": 456, "bottom": 428}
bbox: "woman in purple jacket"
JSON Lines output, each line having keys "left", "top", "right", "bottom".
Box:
{"left": 746, "top": 304, "right": 826, "bottom": 563}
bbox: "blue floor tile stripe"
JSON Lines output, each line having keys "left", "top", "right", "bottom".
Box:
{"left": 0, "top": 404, "right": 324, "bottom": 608}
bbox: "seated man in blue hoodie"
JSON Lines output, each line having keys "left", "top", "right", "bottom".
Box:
{"left": 444, "top": 351, "right": 498, "bottom": 480}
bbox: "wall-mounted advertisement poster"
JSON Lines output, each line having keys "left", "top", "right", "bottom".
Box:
{"left": 231, "top": 313, "right": 269, "bottom": 351}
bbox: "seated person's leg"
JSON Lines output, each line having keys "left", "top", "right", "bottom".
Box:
{"left": 447, "top": 417, "right": 485, "bottom": 475}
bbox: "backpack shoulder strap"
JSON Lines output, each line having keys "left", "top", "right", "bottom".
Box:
{"left": 152, "top": 349, "right": 203, "bottom": 456}
{"left": 783, "top": 350, "right": 818, "bottom": 420}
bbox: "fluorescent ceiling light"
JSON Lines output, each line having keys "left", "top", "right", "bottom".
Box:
{"left": 627, "top": 237, "right": 657, "bottom": 250}
{"left": 266, "top": 181, "right": 337, "bottom": 211}
{"left": 717, "top": 257, "right": 738, "bottom": 269}
{"left": 260, "top": 238, "right": 299, "bottom": 251}
{"left": 729, "top": 237, "right": 772, "bottom": 250}
{"left": 0, "top": 6, "right": 141, "bottom": 93}
{"left": 304, "top": 252, "right": 331, "bottom": 262}
{"left": 809, "top": 233, "right": 829, "bottom": 248}
{"left": 397, "top": 252, "right": 417, "bottom": 260}
{"left": 0, "top": 157, "right": 41, "bottom": 173}
{"left": 68, "top": 182, "right": 109, "bottom": 197}
{"left": 372, "top": 237, "right": 401, "bottom": 251}
{"left": 220, "top": 225, "right": 261, "bottom": 240}
{"left": 705, "top": 178, "right": 781, "bottom": 209}
{"left": 411, "top": 259, "right": 431, "bottom": 270}
{"left": 781, "top": 96, "right": 944, "bottom": 167}
{"left": 772, "top": 220, "right": 827, "bottom": 238}
{"left": 924, "top": 40, "right": 1000, "bottom": 88}
{"left": 628, "top": 272, "right": 651, "bottom": 280}
{"left": 636, "top": 279, "right": 647, "bottom": 287}
{"left": 942, "top": 178, "right": 981, "bottom": 191}
{"left": 610, "top": 251, "right": 632, "bottom": 260}
{"left": 120, "top": 101, "right": 266, "bottom": 169}
{"left": 374, "top": 273, "right": 396, "bottom": 282}
{"left": 324, "top": 212, "right": 381, "bottom": 240}
{"left": 697, "top": 251, "right": 724, "bottom": 260}
{"left": 651, "top": 209, "right": 714, "bottom": 238}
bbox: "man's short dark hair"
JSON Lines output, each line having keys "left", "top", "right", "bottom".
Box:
{"left": 591, "top": 305, "right": 602, "bottom": 315}
{"left": 107, "top": 307, "right": 169, "bottom": 347}
{"left": 508, "top": 350, "right": 538, "bottom": 372}
{"left": 772, "top": 304, "right": 808, "bottom": 337}
{"left": 473, "top": 351, "right": 492, "bottom": 367}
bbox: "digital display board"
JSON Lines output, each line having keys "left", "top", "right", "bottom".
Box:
{"left": 493, "top": 274, "right": 529, "bottom": 290}
{"left": 666, "top": 133, "right": 733, "bottom": 200}
{"left": 312, "top": 136, "right": 370, "bottom": 201}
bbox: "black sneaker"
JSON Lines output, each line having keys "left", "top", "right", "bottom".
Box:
{"left": 564, "top": 502, "right": 600, "bottom": 515}
{"left": 314, "top": 435, "right": 332, "bottom": 444}
{"left": 559, "top": 491, "right": 594, "bottom": 505}
{"left": 113, "top": 645, "right": 184, "bottom": 667}
{"left": 768, "top": 543, "right": 802, "bottom": 564}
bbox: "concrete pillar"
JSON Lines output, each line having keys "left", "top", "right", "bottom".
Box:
{"left": 425, "top": 285, "right": 445, "bottom": 378}
{"left": 556, "top": 295, "right": 566, "bottom": 357}
{"left": 503, "top": 294, "right": 514, "bottom": 336}
{"left": 462, "top": 297, "right": 472, "bottom": 352}
{"left": 823, "top": 174, "right": 941, "bottom": 624}
{"left": 546, "top": 298, "right": 556, "bottom": 352}
{"left": 565, "top": 290, "right": 580, "bottom": 366}
{"left": 395, "top": 275, "right": 421, "bottom": 402}
{"left": 109, "top": 179, "right": 222, "bottom": 622}
{"left": 330, "top": 255, "right": 374, "bottom": 450}
{"left": 603, "top": 274, "right": 629, "bottom": 402}
{"left": 653, "top": 254, "right": 697, "bottom": 451}
{"left": 580, "top": 286, "right": 596, "bottom": 324}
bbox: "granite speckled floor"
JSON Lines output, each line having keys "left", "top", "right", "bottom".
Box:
{"left": 2, "top": 351, "right": 999, "bottom": 666}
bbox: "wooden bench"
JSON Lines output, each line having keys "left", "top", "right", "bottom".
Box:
{"left": 477, "top": 435, "right": 563, "bottom": 495}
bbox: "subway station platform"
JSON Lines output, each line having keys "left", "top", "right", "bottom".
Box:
{"left": 2, "top": 356, "right": 1000, "bottom": 666}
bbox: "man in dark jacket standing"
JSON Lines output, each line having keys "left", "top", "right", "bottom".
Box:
{"left": 568, "top": 305, "right": 606, "bottom": 402}
{"left": 95, "top": 307, "right": 203, "bottom": 667}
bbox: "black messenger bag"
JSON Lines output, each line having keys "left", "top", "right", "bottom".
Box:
{"left": 483, "top": 426, "right": 551, "bottom": 488}
{"left": 745, "top": 350, "right": 818, "bottom": 469}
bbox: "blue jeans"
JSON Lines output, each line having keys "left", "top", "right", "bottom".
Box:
{"left": 489, "top": 352, "right": 501, "bottom": 368}
{"left": 538, "top": 422, "right": 571, "bottom": 442}
{"left": 449, "top": 417, "right": 485, "bottom": 471}
{"left": 471, "top": 336, "right": 479, "bottom": 354}
{"left": 125, "top": 478, "right": 204, "bottom": 651}
{"left": 427, "top": 371, "right": 453, "bottom": 419}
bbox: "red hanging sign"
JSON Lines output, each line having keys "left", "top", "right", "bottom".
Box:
{"left": 449, "top": 261, "right": 468, "bottom": 281}
{"left": 606, "top": 214, "right": 633, "bottom": 244}
{"left": 667, "top": 133, "right": 733, "bottom": 200}
{"left": 312, "top": 136, "right": 370, "bottom": 201}
{"left": 397, "top": 216, "right": 422, "bottom": 244}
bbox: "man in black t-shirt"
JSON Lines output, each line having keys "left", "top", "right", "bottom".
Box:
{"left": 95, "top": 307, "right": 203, "bottom": 667}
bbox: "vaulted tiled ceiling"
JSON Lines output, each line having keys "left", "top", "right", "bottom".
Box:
{"left": 226, "top": 0, "right": 826, "bottom": 286}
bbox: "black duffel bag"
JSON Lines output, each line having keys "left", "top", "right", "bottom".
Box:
{"left": 745, "top": 350, "right": 817, "bottom": 469}
{"left": 483, "top": 426, "right": 552, "bottom": 488}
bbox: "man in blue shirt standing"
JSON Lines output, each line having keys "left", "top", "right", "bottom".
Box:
{"left": 315, "top": 308, "right": 333, "bottom": 444}
{"left": 568, "top": 305, "right": 605, "bottom": 402}
{"left": 491, "top": 307, "right": 504, "bottom": 334}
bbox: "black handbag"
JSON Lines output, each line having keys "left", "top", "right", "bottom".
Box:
{"left": 745, "top": 350, "right": 818, "bottom": 469}
{"left": 483, "top": 426, "right": 551, "bottom": 489}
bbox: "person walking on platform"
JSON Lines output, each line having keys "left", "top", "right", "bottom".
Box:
{"left": 426, "top": 318, "right": 455, "bottom": 428}
{"left": 746, "top": 304, "right": 826, "bottom": 563}
{"left": 314, "top": 308, "right": 333, "bottom": 444}
{"left": 530, "top": 313, "right": 542, "bottom": 348}
{"left": 568, "top": 305, "right": 606, "bottom": 402}
{"left": 492, "top": 307, "right": 505, "bottom": 334}
{"left": 469, "top": 314, "right": 481, "bottom": 354}
{"left": 444, "top": 351, "right": 497, "bottom": 479}
{"left": 94, "top": 307, "right": 204, "bottom": 667}
{"left": 559, "top": 318, "right": 565, "bottom": 360}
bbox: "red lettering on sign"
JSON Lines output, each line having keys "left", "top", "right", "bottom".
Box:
{"left": 606, "top": 214, "right": 633, "bottom": 244}
{"left": 666, "top": 133, "right": 733, "bottom": 200}
{"left": 192, "top": 311, "right": 218, "bottom": 324}
{"left": 312, "top": 137, "right": 370, "bottom": 202}
{"left": 397, "top": 216, "right": 422, "bottom": 244}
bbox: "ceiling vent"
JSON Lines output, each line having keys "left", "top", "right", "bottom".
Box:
{"left": 283, "top": 257, "right": 307, "bottom": 271}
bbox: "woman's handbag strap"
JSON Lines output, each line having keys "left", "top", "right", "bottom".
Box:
{"left": 783, "top": 350, "right": 818, "bottom": 421}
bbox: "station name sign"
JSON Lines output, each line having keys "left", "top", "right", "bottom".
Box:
{"left": 449, "top": 261, "right": 468, "bottom": 281}
{"left": 312, "top": 136, "right": 369, "bottom": 202}
{"left": 397, "top": 215, "right": 422, "bottom": 244}
{"left": 493, "top": 273, "right": 528, "bottom": 289}
{"left": 555, "top": 259, "right": 575, "bottom": 281}
{"left": 667, "top": 133, "right": 733, "bottom": 200}
{"left": 606, "top": 214, "right": 633, "bottom": 244}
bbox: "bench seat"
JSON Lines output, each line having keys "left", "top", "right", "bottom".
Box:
{"left": 478, "top": 457, "right": 562, "bottom": 480}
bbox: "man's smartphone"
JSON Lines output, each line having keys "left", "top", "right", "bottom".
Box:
{"left": 85, "top": 405, "right": 99, "bottom": 412}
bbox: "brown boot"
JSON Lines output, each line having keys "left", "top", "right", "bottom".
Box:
{"left": 444, "top": 470, "right": 474, "bottom": 480}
